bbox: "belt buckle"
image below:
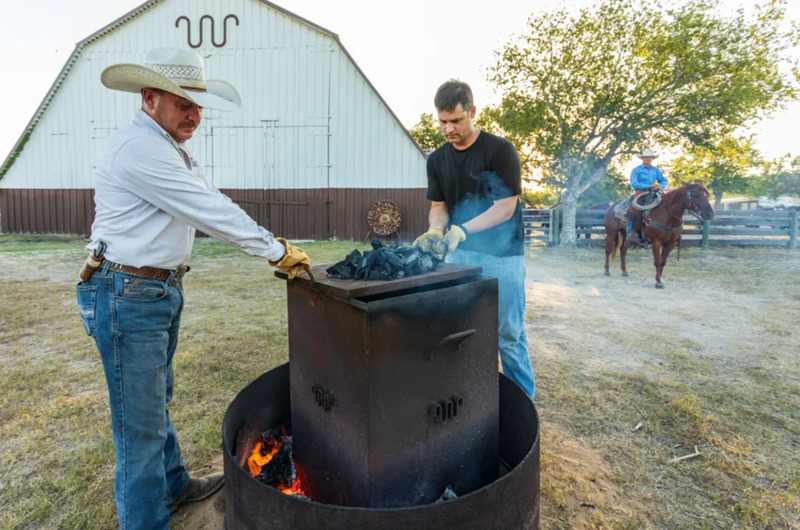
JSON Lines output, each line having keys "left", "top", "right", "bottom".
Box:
{"left": 170, "top": 263, "right": 190, "bottom": 286}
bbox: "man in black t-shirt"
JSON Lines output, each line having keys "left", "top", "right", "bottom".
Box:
{"left": 413, "top": 80, "right": 535, "bottom": 399}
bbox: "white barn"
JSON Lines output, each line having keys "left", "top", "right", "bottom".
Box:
{"left": 0, "top": 0, "right": 428, "bottom": 240}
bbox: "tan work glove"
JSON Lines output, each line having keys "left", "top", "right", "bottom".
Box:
{"left": 412, "top": 228, "right": 444, "bottom": 254}
{"left": 269, "top": 238, "right": 312, "bottom": 279}
{"left": 434, "top": 225, "right": 467, "bottom": 261}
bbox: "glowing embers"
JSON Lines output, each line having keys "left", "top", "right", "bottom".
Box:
{"left": 245, "top": 426, "right": 305, "bottom": 497}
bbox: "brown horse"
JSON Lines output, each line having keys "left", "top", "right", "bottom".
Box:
{"left": 604, "top": 183, "right": 715, "bottom": 288}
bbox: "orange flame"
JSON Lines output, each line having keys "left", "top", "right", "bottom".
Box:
{"left": 246, "top": 431, "right": 307, "bottom": 497}
{"left": 277, "top": 478, "right": 306, "bottom": 496}
{"left": 247, "top": 439, "right": 280, "bottom": 477}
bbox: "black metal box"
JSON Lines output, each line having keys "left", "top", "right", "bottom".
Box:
{"left": 280, "top": 264, "right": 499, "bottom": 507}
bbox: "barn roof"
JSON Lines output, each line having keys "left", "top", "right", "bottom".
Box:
{"left": 0, "top": 0, "right": 422, "bottom": 180}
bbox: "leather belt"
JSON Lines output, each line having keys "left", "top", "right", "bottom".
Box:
{"left": 106, "top": 261, "right": 191, "bottom": 286}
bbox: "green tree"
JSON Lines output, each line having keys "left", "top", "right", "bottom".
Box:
{"left": 754, "top": 155, "right": 800, "bottom": 198}
{"left": 486, "top": 0, "right": 799, "bottom": 245}
{"left": 664, "top": 136, "right": 763, "bottom": 209}
{"left": 578, "top": 167, "right": 628, "bottom": 207}
{"left": 408, "top": 113, "right": 446, "bottom": 151}
{"left": 520, "top": 188, "right": 561, "bottom": 208}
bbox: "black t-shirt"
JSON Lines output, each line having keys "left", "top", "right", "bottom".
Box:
{"left": 426, "top": 131, "right": 524, "bottom": 256}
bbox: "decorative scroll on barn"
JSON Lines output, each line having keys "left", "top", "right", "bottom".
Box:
{"left": 175, "top": 14, "right": 239, "bottom": 48}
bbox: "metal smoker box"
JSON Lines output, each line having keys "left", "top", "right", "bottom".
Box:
{"left": 277, "top": 263, "right": 499, "bottom": 508}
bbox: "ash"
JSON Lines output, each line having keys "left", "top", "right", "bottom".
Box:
{"left": 326, "top": 240, "right": 442, "bottom": 281}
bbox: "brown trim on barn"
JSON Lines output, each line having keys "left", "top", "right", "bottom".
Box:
{"left": 0, "top": 189, "right": 94, "bottom": 235}
{"left": 0, "top": 188, "right": 430, "bottom": 242}
{"left": 324, "top": 188, "right": 428, "bottom": 242}
{"left": 217, "top": 188, "right": 430, "bottom": 242}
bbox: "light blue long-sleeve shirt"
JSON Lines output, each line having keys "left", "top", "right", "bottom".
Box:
{"left": 630, "top": 164, "right": 668, "bottom": 191}
{"left": 88, "top": 109, "right": 285, "bottom": 268}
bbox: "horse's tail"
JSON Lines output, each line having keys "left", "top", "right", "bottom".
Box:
{"left": 610, "top": 229, "right": 623, "bottom": 262}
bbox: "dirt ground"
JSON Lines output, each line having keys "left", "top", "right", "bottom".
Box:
{"left": 527, "top": 245, "right": 799, "bottom": 528}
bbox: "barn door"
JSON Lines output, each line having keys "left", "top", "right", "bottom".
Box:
{"left": 262, "top": 122, "right": 329, "bottom": 239}
{"left": 204, "top": 125, "right": 271, "bottom": 227}
{"left": 202, "top": 123, "right": 329, "bottom": 239}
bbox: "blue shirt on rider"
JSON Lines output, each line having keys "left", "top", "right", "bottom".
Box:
{"left": 630, "top": 164, "right": 668, "bottom": 191}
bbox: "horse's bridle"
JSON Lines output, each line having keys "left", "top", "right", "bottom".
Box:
{"left": 685, "top": 187, "right": 709, "bottom": 221}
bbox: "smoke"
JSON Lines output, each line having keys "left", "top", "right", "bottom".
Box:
{"left": 450, "top": 170, "right": 520, "bottom": 254}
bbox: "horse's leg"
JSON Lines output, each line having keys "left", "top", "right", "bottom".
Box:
{"left": 652, "top": 238, "right": 665, "bottom": 288}
{"left": 620, "top": 231, "right": 630, "bottom": 277}
{"left": 661, "top": 237, "right": 678, "bottom": 262}
{"left": 604, "top": 213, "right": 616, "bottom": 276}
{"left": 657, "top": 236, "right": 679, "bottom": 286}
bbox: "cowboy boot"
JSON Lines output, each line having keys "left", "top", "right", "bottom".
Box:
{"left": 625, "top": 226, "right": 641, "bottom": 246}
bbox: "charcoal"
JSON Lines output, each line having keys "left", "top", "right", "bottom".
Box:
{"left": 325, "top": 250, "right": 362, "bottom": 279}
{"left": 257, "top": 435, "right": 296, "bottom": 485}
{"left": 435, "top": 485, "right": 458, "bottom": 503}
{"left": 326, "top": 239, "right": 442, "bottom": 280}
{"left": 261, "top": 426, "right": 283, "bottom": 444}
{"left": 236, "top": 409, "right": 284, "bottom": 468}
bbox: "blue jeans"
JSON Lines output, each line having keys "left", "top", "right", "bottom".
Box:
{"left": 76, "top": 262, "right": 189, "bottom": 529}
{"left": 448, "top": 250, "right": 535, "bottom": 399}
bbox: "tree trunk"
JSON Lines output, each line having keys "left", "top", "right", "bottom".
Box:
{"left": 557, "top": 159, "right": 611, "bottom": 246}
{"left": 714, "top": 191, "right": 723, "bottom": 211}
{"left": 559, "top": 190, "right": 579, "bottom": 246}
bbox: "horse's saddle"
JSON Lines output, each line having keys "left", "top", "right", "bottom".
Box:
{"left": 615, "top": 191, "right": 661, "bottom": 224}
{"left": 614, "top": 196, "right": 632, "bottom": 222}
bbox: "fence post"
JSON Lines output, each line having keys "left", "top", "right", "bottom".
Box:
{"left": 551, "top": 209, "right": 561, "bottom": 246}
{"left": 790, "top": 210, "right": 798, "bottom": 250}
{"left": 702, "top": 220, "right": 710, "bottom": 249}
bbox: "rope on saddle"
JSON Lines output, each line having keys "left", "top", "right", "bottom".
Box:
{"left": 631, "top": 190, "right": 663, "bottom": 211}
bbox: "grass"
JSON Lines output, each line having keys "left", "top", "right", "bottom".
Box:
{"left": 0, "top": 237, "right": 370, "bottom": 529}
{"left": 539, "top": 358, "right": 799, "bottom": 528}
{"left": 1, "top": 235, "right": 799, "bottom": 529}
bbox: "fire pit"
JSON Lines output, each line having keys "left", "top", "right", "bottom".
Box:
{"left": 222, "top": 263, "right": 540, "bottom": 528}
{"left": 222, "top": 364, "right": 540, "bottom": 529}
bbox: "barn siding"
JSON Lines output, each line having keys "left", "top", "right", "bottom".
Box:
{"left": 0, "top": 188, "right": 430, "bottom": 241}
{"left": 0, "top": 189, "right": 94, "bottom": 234}
{"left": 0, "top": 0, "right": 428, "bottom": 236}
{"left": 0, "top": 0, "right": 426, "bottom": 191}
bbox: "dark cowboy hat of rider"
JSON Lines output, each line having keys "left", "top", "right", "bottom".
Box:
{"left": 100, "top": 47, "right": 241, "bottom": 111}
{"left": 637, "top": 148, "right": 659, "bottom": 159}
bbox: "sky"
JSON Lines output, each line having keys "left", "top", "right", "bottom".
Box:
{"left": 1, "top": 0, "right": 798, "bottom": 166}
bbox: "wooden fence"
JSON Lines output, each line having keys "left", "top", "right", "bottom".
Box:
{"left": 524, "top": 208, "right": 799, "bottom": 249}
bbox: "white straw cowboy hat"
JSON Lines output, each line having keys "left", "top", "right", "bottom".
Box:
{"left": 637, "top": 148, "right": 659, "bottom": 159}
{"left": 101, "top": 48, "right": 241, "bottom": 111}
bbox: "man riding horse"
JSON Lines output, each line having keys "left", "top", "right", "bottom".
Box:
{"left": 627, "top": 148, "right": 668, "bottom": 245}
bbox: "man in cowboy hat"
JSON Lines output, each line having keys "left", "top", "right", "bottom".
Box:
{"left": 76, "top": 47, "right": 311, "bottom": 529}
{"left": 627, "top": 148, "right": 668, "bottom": 244}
